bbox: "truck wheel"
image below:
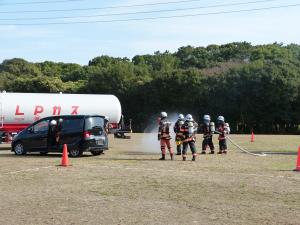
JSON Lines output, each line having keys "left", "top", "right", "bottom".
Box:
{"left": 14, "top": 142, "right": 26, "bottom": 155}
{"left": 69, "top": 148, "right": 83, "bottom": 157}
{"left": 91, "top": 150, "right": 103, "bottom": 156}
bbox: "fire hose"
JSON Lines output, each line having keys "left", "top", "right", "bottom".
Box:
{"left": 214, "top": 131, "right": 266, "bottom": 157}
{"left": 175, "top": 127, "right": 266, "bottom": 156}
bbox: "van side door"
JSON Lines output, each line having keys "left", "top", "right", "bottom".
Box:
{"left": 58, "top": 118, "right": 84, "bottom": 150}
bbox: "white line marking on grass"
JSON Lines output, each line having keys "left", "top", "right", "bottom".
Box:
{"left": 4, "top": 166, "right": 54, "bottom": 175}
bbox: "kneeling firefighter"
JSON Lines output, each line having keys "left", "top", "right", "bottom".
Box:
{"left": 181, "top": 114, "right": 198, "bottom": 161}
{"left": 174, "top": 114, "right": 185, "bottom": 155}
{"left": 158, "top": 112, "right": 174, "bottom": 160}
{"left": 216, "top": 116, "right": 230, "bottom": 154}
{"left": 201, "top": 115, "right": 215, "bottom": 154}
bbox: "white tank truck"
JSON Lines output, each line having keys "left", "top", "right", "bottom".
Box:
{"left": 0, "top": 92, "right": 131, "bottom": 142}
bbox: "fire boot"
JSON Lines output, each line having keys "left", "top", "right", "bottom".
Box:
{"left": 201, "top": 151, "right": 206, "bottom": 154}
{"left": 217, "top": 151, "right": 222, "bottom": 154}
{"left": 159, "top": 154, "right": 166, "bottom": 160}
{"left": 176, "top": 152, "right": 181, "bottom": 155}
{"left": 223, "top": 150, "right": 227, "bottom": 154}
{"left": 182, "top": 155, "right": 187, "bottom": 161}
{"left": 192, "top": 154, "right": 197, "bottom": 161}
{"left": 209, "top": 150, "right": 215, "bottom": 154}
{"left": 170, "top": 153, "right": 174, "bottom": 160}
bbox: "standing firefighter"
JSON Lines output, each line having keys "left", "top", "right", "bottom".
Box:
{"left": 201, "top": 115, "right": 215, "bottom": 154}
{"left": 104, "top": 116, "right": 109, "bottom": 135}
{"left": 181, "top": 114, "right": 198, "bottom": 161}
{"left": 216, "top": 116, "right": 230, "bottom": 154}
{"left": 158, "top": 112, "right": 174, "bottom": 160}
{"left": 174, "top": 114, "right": 185, "bottom": 155}
{"left": 48, "top": 118, "right": 63, "bottom": 150}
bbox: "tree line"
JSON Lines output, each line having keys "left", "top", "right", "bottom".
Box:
{"left": 1, "top": 42, "right": 300, "bottom": 134}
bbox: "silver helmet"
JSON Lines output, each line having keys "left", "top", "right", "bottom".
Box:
{"left": 185, "top": 114, "right": 193, "bottom": 122}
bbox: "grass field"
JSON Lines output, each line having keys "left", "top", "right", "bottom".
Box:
{"left": 0, "top": 134, "right": 299, "bottom": 225}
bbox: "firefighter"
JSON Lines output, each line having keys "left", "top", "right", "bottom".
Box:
{"left": 201, "top": 115, "right": 215, "bottom": 154}
{"left": 158, "top": 112, "right": 174, "bottom": 160}
{"left": 49, "top": 119, "right": 58, "bottom": 148}
{"left": 101, "top": 116, "right": 110, "bottom": 154}
{"left": 104, "top": 116, "right": 109, "bottom": 135}
{"left": 3, "top": 132, "right": 13, "bottom": 143}
{"left": 174, "top": 114, "right": 185, "bottom": 155}
{"left": 181, "top": 114, "right": 198, "bottom": 161}
{"left": 216, "top": 116, "right": 229, "bottom": 154}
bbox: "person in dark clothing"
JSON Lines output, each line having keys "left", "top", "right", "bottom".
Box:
{"left": 48, "top": 118, "right": 63, "bottom": 150}
{"left": 201, "top": 115, "right": 215, "bottom": 154}
{"left": 173, "top": 114, "right": 185, "bottom": 155}
{"left": 104, "top": 116, "right": 109, "bottom": 135}
{"left": 181, "top": 114, "right": 198, "bottom": 161}
{"left": 49, "top": 119, "right": 58, "bottom": 149}
{"left": 216, "top": 116, "right": 230, "bottom": 154}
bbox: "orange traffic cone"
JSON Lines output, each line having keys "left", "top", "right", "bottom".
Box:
{"left": 61, "top": 144, "right": 69, "bottom": 167}
{"left": 251, "top": 131, "right": 254, "bottom": 142}
{"left": 295, "top": 146, "right": 300, "bottom": 172}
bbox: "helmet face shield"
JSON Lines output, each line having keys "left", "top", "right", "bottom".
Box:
{"left": 178, "top": 114, "right": 184, "bottom": 120}
{"left": 203, "top": 115, "right": 211, "bottom": 125}
{"left": 216, "top": 116, "right": 224, "bottom": 125}
{"left": 204, "top": 119, "right": 210, "bottom": 126}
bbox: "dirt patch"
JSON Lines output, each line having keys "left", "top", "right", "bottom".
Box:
{"left": 0, "top": 134, "right": 299, "bottom": 225}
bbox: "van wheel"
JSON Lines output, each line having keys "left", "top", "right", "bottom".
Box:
{"left": 91, "top": 150, "right": 103, "bottom": 156}
{"left": 69, "top": 148, "right": 83, "bottom": 157}
{"left": 14, "top": 142, "right": 26, "bottom": 155}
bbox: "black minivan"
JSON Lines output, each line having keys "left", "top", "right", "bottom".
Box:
{"left": 11, "top": 115, "right": 108, "bottom": 157}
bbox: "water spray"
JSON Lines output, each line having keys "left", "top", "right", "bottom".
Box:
{"left": 141, "top": 112, "right": 180, "bottom": 153}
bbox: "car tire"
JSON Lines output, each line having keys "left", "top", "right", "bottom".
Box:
{"left": 91, "top": 150, "right": 103, "bottom": 156}
{"left": 69, "top": 148, "right": 83, "bottom": 157}
{"left": 13, "top": 142, "right": 26, "bottom": 155}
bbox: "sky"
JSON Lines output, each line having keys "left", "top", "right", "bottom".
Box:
{"left": 0, "top": 0, "right": 299, "bottom": 65}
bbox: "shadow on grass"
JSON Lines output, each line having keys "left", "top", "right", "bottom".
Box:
{"left": 278, "top": 169, "right": 300, "bottom": 172}
{"left": 97, "top": 157, "right": 164, "bottom": 162}
{"left": 97, "top": 151, "right": 163, "bottom": 161}
{"left": 124, "top": 151, "right": 157, "bottom": 156}
{"left": 0, "top": 152, "right": 94, "bottom": 158}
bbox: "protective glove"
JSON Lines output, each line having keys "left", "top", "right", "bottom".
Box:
{"left": 176, "top": 140, "right": 182, "bottom": 146}
{"left": 158, "top": 134, "right": 161, "bottom": 141}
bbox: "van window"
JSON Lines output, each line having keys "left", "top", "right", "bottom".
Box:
{"left": 33, "top": 120, "right": 49, "bottom": 133}
{"left": 85, "top": 117, "right": 104, "bottom": 130}
{"left": 61, "top": 118, "right": 84, "bottom": 132}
